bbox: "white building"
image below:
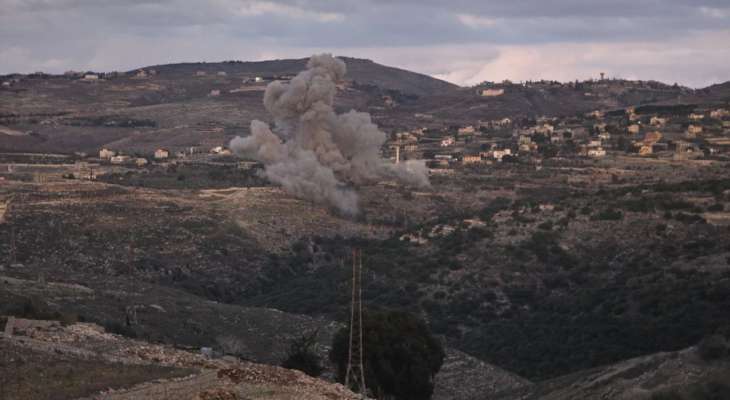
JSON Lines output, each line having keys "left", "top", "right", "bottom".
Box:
{"left": 650, "top": 116, "right": 667, "bottom": 127}
{"left": 462, "top": 155, "right": 483, "bottom": 164}
{"left": 99, "top": 148, "right": 116, "bottom": 159}
{"left": 480, "top": 88, "right": 504, "bottom": 97}
{"left": 110, "top": 155, "right": 131, "bottom": 164}
{"left": 710, "top": 109, "right": 729, "bottom": 119}
{"left": 535, "top": 123, "right": 554, "bottom": 135}
{"left": 586, "top": 110, "right": 605, "bottom": 119}
{"left": 689, "top": 113, "right": 705, "bottom": 120}
{"left": 440, "top": 136, "right": 455, "bottom": 147}
{"left": 154, "top": 148, "right": 170, "bottom": 159}
{"left": 492, "top": 149, "right": 512, "bottom": 162}
{"left": 687, "top": 125, "right": 703, "bottom": 136}
{"left": 587, "top": 147, "right": 606, "bottom": 157}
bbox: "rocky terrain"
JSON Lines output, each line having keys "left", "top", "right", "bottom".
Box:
{"left": 1, "top": 317, "right": 362, "bottom": 400}
{"left": 495, "top": 345, "right": 730, "bottom": 400}
{"left": 0, "top": 270, "right": 526, "bottom": 400}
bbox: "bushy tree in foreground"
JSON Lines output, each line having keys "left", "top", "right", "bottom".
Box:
{"left": 330, "top": 310, "right": 445, "bottom": 400}
{"left": 281, "top": 330, "right": 324, "bottom": 377}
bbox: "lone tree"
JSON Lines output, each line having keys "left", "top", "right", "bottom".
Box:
{"left": 330, "top": 310, "right": 445, "bottom": 400}
{"left": 281, "top": 330, "right": 324, "bottom": 377}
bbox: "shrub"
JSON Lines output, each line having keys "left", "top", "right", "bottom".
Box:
{"left": 102, "top": 320, "right": 137, "bottom": 338}
{"left": 673, "top": 212, "right": 706, "bottom": 224}
{"left": 707, "top": 203, "right": 724, "bottom": 212}
{"left": 592, "top": 209, "right": 623, "bottom": 221}
{"left": 622, "top": 198, "right": 655, "bottom": 213}
{"left": 330, "top": 310, "right": 444, "bottom": 400}
{"left": 217, "top": 335, "right": 247, "bottom": 357}
{"left": 282, "top": 330, "right": 324, "bottom": 377}
{"left": 480, "top": 197, "right": 512, "bottom": 221}
{"left": 650, "top": 391, "right": 683, "bottom": 400}
{"left": 208, "top": 169, "right": 225, "bottom": 181}
{"left": 538, "top": 220, "right": 554, "bottom": 230}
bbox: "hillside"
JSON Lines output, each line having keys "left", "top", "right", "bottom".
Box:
{"left": 2, "top": 56, "right": 727, "bottom": 155}
{"left": 495, "top": 345, "right": 730, "bottom": 400}
{"left": 384, "top": 79, "right": 706, "bottom": 128}
{"left": 0, "top": 57, "right": 456, "bottom": 154}
{"left": 0, "top": 318, "right": 362, "bottom": 400}
{"left": 0, "top": 177, "right": 528, "bottom": 399}
{"left": 144, "top": 56, "right": 460, "bottom": 97}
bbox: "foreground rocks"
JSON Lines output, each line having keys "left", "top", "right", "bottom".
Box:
{"left": 1, "top": 318, "right": 361, "bottom": 400}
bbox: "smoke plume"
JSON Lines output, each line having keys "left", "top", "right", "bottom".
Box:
{"left": 230, "top": 54, "right": 429, "bottom": 214}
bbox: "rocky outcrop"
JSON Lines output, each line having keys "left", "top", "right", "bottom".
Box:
{"left": 433, "top": 348, "right": 530, "bottom": 400}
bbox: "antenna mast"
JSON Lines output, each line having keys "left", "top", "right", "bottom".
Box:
{"left": 345, "top": 248, "right": 366, "bottom": 397}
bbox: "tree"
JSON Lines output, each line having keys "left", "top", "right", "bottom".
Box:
{"left": 281, "top": 330, "right": 324, "bottom": 377}
{"left": 330, "top": 310, "right": 445, "bottom": 400}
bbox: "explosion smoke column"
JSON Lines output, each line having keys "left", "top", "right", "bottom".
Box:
{"left": 230, "top": 54, "right": 429, "bottom": 214}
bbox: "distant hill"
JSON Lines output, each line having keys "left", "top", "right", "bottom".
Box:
{"left": 693, "top": 81, "right": 730, "bottom": 103}
{"left": 143, "top": 56, "right": 460, "bottom": 97}
{"left": 0, "top": 55, "right": 728, "bottom": 154}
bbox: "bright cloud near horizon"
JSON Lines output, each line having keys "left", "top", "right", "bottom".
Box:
{"left": 1, "top": 0, "right": 729, "bottom": 88}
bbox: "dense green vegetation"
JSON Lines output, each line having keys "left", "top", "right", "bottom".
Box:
{"left": 241, "top": 228, "right": 730, "bottom": 380}
{"left": 240, "top": 178, "right": 730, "bottom": 380}
{"left": 281, "top": 330, "right": 324, "bottom": 377}
{"left": 330, "top": 310, "right": 444, "bottom": 400}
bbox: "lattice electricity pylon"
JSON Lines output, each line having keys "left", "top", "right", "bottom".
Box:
{"left": 8, "top": 226, "right": 16, "bottom": 265}
{"left": 6, "top": 196, "right": 16, "bottom": 266}
{"left": 345, "top": 248, "right": 367, "bottom": 397}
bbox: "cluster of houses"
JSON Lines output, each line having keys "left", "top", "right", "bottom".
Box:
{"left": 96, "top": 145, "right": 234, "bottom": 166}
{"left": 1, "top": 69, "right": 157, "bottom": 87}
{"left": 386, "top": 105, "right": 730, "bottom": 171}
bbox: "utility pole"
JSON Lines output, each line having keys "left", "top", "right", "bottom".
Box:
{"left": 128, "top": 235, "right": 134, "bottom": 275}
{"left": 9, "top": 226, "right": 15, "bottom": 265}
{"left": 345, "top": 248, "right": 367, "bottom": 397}
{"left": 6, "top": 196, "right": 16, "bottom": 266}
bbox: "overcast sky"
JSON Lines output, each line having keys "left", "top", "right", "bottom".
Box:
{"left": 2, "top": 0, "right": 729, "bottom": 87}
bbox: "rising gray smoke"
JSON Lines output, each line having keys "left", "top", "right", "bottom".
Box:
{"left": 230, "top": 54, "right": 429, "bottom": 215}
